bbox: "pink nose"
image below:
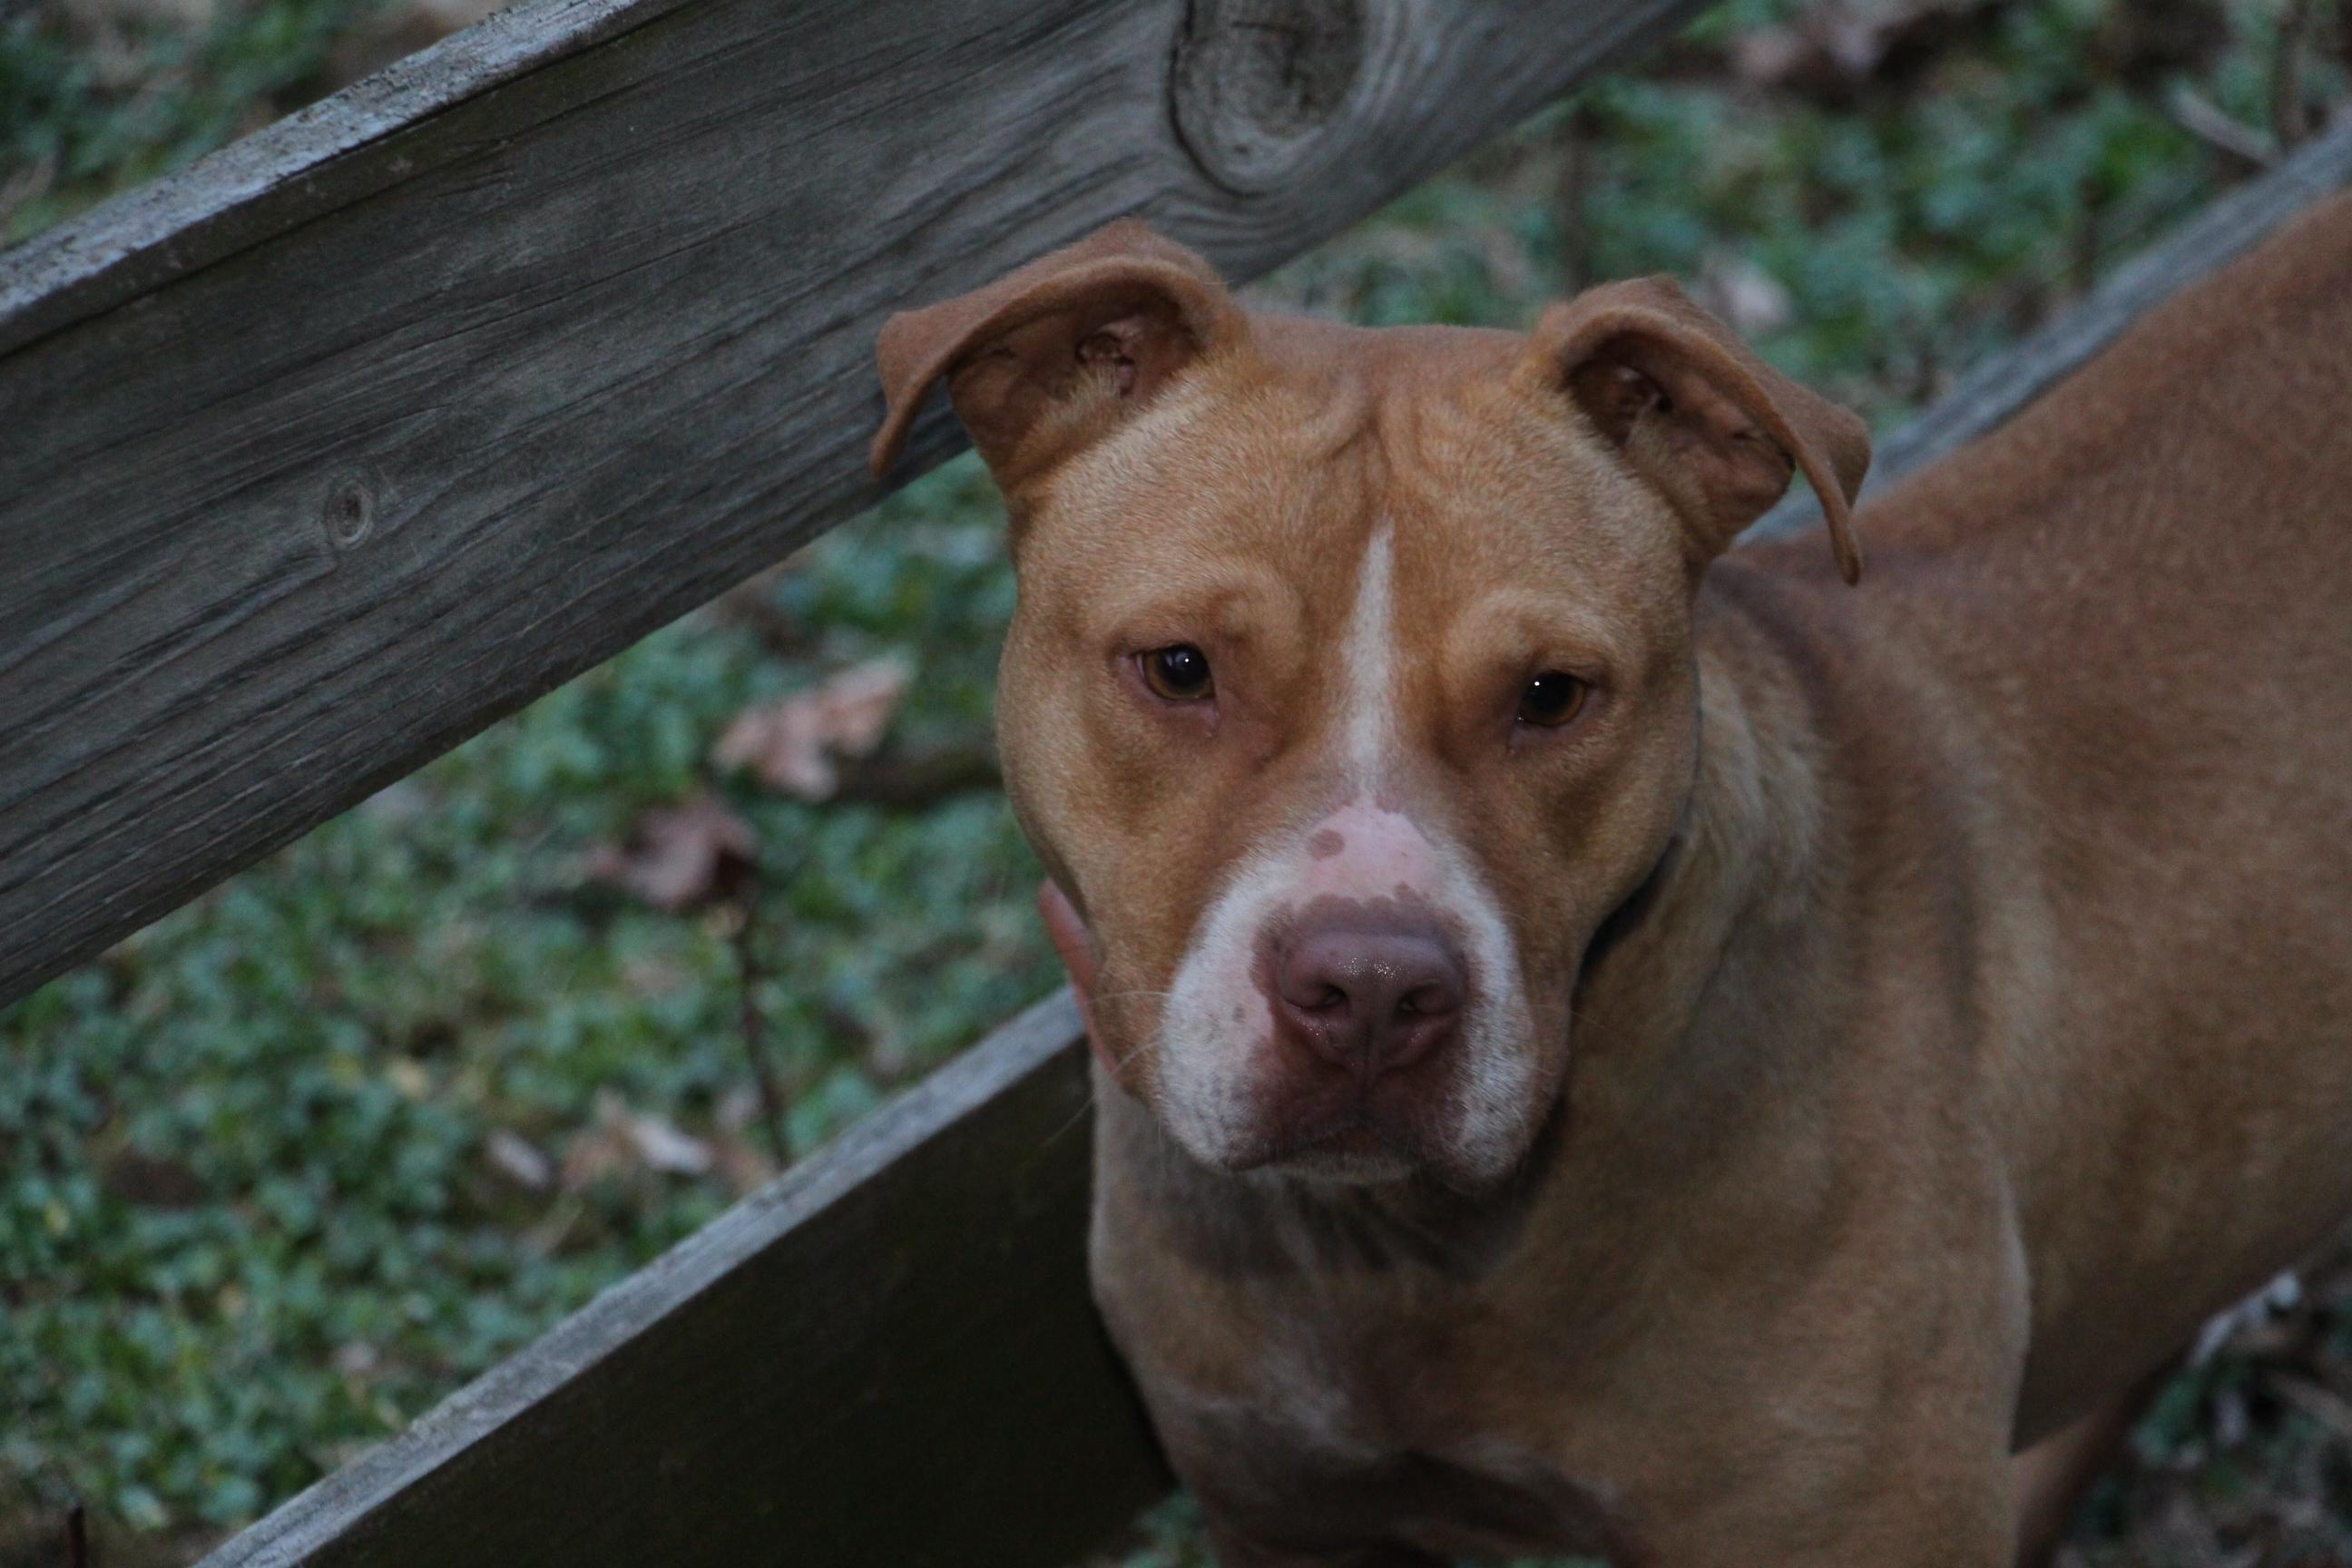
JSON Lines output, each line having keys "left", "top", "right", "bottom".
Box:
{"left": 1274, "top": 917, "right": 1465, "bottom": 1077}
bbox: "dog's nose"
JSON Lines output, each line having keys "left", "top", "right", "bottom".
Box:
{"left": 1274, "top": 917, "right": 1465, "bottom": 1076}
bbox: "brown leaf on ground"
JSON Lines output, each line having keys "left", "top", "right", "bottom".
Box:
{"left": 482, "top": 1128, "right": 554, "bottom": 1191}
{"left": 1695, "top": 251, "right": 1793, "bottom": 336}
{"left": 559, "top": 1089, "right": 715, "bottom": 1191}
{"left": 96, "top": 1147, "right": 207, "bottom": 1210}
{"left": 710, "top": 1132, "right": 780, "bottom": 1197}
{"left": 585, "top": 791, "right": 757, "bottom": 912}
{"left": 323, "top": 0, "right": 507, "bottom": 91}
{"left": 713, "top": 658, "right": 912, "bottom": 800}
{"left": 1730, "top": 0, "right": 2004, "bottom": 91}
{"left": 831, "top": 736, "right": 1002, "bottom": 809}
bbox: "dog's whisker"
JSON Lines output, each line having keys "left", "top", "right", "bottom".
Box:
{"left": 1083, "top": 988, "right": 1173, "bottom": 1013}
{"left": 1041, "top": 1033, "right": 1158, "bottom": 1152}
{"left": 1041, "top": 1084, "right": 1098, "bottom": 1152}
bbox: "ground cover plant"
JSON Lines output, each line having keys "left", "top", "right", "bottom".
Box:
{"left": 3, "top": 0, "right": 2347, "bottom": 1563}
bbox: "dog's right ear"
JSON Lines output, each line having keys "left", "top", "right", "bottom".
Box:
{"left": 869, "top": 220, "right": 1246, "bottom": 491}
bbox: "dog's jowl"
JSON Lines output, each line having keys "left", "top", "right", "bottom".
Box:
{"left": 870, "top": 205, "right": 2352, "bottom": 1566}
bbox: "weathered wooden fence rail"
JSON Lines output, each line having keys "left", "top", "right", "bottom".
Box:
{"left": 0, "top": 0, "right": 1706, "bottom": 1009}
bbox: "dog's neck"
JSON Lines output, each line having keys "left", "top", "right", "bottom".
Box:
{"left": 1562, "top": 566, "right": 1838, "bottom": 1149}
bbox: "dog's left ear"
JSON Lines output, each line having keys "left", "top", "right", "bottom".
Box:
{"left": 1524, "top": 277, "right": 1871, "bottom": 583}
{"left": 868, "top": 220, "right": 1245, "bottom": 492}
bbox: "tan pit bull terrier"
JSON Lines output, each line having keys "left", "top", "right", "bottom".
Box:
{"left": 867, "top": 197, "right": 2352, "bottom": 1565}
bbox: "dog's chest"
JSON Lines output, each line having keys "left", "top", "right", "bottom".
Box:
{"left": 1131, "top": 1298, "right": 1632, "bottom": 1559}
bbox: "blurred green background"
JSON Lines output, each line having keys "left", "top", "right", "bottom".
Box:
{"left": 4, "top": 1, "right": 2349, "bottom": 1563}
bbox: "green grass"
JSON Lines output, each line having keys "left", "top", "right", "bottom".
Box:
{"left": 4, "top": 0, "right": 2347, "bottom": 1563}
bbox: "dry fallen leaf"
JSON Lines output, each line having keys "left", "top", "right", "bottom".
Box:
{"left": 585, "top": 791, "right": 757, "bottom": 912}
{"left": 97, "top": 1147, "right": 207, "bottom": 1210}
{"left": 1697, "top": 252, "right": 1793, "bottom": 337}
{"left": 559, "top": 1089, "right": 716, "bottom": 1191}
{"left": 713, "top": 657, "right": 913, "bottom": 799}
{"left": 322, "top": 0, "right": 509, "bottom": 92}
{"left": 483, "top": 1128, "right": 554, "bottom": 1192}
{"left": 621, "top": 1105, "right": 715, "bottom": 1177}
{"left": 1730, "top": 0, "right": 1998, "bottom": 89}
{"left": 712, "top": 1135, "right": 780, "bottom": 1197}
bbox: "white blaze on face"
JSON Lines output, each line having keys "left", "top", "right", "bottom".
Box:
{"left": 1153, "top": 525, "right": 1538, "bottom": 1181}
{"left": 1341, "top": 519, "right": 1397, "bottom": 789}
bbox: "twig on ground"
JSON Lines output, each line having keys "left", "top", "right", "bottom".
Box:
{"left": 2272, "top": 0, "right": 2320, "bottom": 152}
{"left": 721, "top": 838, "right": 809, "bottom": 1166}
{"left": 2266, "top": 1372, "right": 2352, "bottom": 1442}
{"left": 829, "top": 739, "right": 1002, "bottom": 809}
{"left": 1551, "top": 103, "right": 1592, "bottom": 292}
{"left": 2168, "top": 83, "right": 2276, "bottom": 168}
{"left": 728, "top": 895, "right": 792, "bottom": 1164}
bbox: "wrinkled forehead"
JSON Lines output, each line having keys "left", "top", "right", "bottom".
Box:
{"left": 1017, "top": 318, "right": 1673, "bottom": 627}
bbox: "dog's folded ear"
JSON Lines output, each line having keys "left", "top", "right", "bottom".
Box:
{"left": 1524, "top": 278, "right": 1872, "bottom": 584}
{"left": 868, "top": 220, "right": 1247, "bottom": 491}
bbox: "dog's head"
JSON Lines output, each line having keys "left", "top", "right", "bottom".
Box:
{"left": 872, "top": 221, "right": 1867, "bottom": 1190}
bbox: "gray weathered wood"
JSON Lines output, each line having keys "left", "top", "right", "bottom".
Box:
{"left": 0, "top": 0, "right": 1704, "bottom": 1009}
{"left": 1756, "top": 113, "right": 2352, "bottom": 542}
{"left": 196, "top": 990, "right": 1152, "bottom": 1568}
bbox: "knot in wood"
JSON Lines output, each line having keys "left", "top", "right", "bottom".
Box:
{"left": 1171, "top": 0, "right": 1368, "bottom": 196}
{"left": 321, "top": 470, "right": 377, "bottom": 551}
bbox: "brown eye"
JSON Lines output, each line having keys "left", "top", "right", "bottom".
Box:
{"left": 1517, "top": 671, "right": 1587, "bottom": 728}
{"left": 1141, "top": 644, "right": 1214, "bottom": 702}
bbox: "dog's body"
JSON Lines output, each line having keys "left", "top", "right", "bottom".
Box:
{"left": 872, "top": 195, "right": 2352, "bottom": 1564}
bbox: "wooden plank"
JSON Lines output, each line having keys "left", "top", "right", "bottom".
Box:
{"left": 196, "top": 991, "right": 1159, "bottom": 1568}
{"left": 1756, "top": 114, "right": 2352, "bottom": 542}
{"left": 0, "top": 0, "right": 1704, "bottom": 1009}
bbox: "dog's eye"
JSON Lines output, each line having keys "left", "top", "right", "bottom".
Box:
{"left": 1517, "top": 671, "right": 1587, "bottom": 728}
{"left": 1141, "top": 644, "right": 1214, "bottom": 702}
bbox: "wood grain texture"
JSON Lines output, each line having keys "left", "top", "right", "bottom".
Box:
{"left": 194, "top": 991, "right": 1157, "bottom": 1568}
{"left": 1754, "top": 114, "right": 2352, "bottom": 544}
{"left": 0, "top": 0, "right": 1703, "bottom": 1008}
